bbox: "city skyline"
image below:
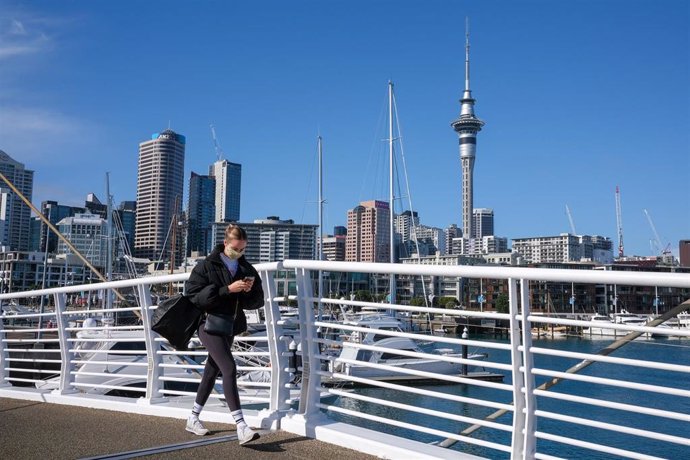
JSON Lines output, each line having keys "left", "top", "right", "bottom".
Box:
{"left": 1, "top": 1, "right": 688, "bottom": 257}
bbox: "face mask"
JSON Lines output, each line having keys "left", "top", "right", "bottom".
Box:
{"left": 224, "top": 246, "right": 245, "bottom": 260}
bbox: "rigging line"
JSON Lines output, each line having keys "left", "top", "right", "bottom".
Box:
{"left": 298, "top": 136, "right": 319, "bottom": 226}
{"left": 358, "top": 89, "right": 389, "bottom": 205}
{"left": 392, "top": 89, "right": 430, "bottom": 310}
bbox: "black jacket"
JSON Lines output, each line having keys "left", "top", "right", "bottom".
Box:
{"left": 185, "top": 244, "right": 264, "bottom": 336}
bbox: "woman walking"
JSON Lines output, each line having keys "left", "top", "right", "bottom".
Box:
{"left": 184, "top": 224, "right": 264, "bottom": 445}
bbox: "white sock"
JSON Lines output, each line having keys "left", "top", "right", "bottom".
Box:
{"left": 231, "top": 409, "right": 247, "bottom": 429}
{"left": 191, "top": 403, "right": 203, "bottom": 418}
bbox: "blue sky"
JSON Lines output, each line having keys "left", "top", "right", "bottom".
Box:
{"left": 1, "top": 0, "right": 688, "bottom": 258}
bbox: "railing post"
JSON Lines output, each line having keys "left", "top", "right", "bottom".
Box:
{"left": 517, "top": 278, "right": 537, "bottom": 458}
{"left": 295, "top": 267, "right": 321, "bottom": 418}
{"left": 261, "top": 268, "right": 292, "bottom": 412}
{"left": 138, "top": 283, "right": 166, "bottom": 402}
{"left": 507, "top": 278, "right": 527, "bottom": 457}
{"left": 54, "top": 293, "right": 78, "bottom": 394}
{"left": 0, "top": 315, "right": 9, "bottom": 388}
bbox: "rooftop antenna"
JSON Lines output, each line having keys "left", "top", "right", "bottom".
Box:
{"left": 210, "top": 124, "right": 224, "bottom": 161}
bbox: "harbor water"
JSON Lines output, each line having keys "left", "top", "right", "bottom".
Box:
{"left": 325, "top": 335, "right": 690, "bottom": 459}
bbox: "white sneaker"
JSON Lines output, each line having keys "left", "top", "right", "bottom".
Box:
{"left": 237, "top": 424, "right": 260, "bottom": 445}
{"left": 186, "top": 416, "right": 209, "bottom": 436}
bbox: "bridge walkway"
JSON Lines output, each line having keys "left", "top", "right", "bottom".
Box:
{"left": 0, "top": 397, "right": 376, "bottom": 460}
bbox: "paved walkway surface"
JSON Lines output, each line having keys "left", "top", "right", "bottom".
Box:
{"left": 0, "top": 397, "right": 377, "bottom": 460}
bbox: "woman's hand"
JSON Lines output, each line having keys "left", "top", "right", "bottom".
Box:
{"left": 228, "top": 278, "right": 254, "bottom": 293}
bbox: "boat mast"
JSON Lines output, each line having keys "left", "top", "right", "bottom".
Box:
{"left": 317, "top": 135, "right": 324, "bottom": 320}
{"left": 105, "top": 173, "right": 113, "bottom": 310}
{"left": 388, "top": 81, "right": 396, "bottom": 305}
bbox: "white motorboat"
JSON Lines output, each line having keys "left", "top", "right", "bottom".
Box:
{"left": 328, "top": 315, "right": 487, "bottom": 383}
{"left": 582, "top": 313, "right": 619, "bottom": 338}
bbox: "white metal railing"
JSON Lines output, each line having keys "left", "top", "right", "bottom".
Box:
{"left": 0, "top": 260, "right": 689, "bottom": 459}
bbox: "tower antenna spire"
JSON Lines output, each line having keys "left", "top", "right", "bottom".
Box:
{"left": 465, "top": 16, "right": 470, "bottom": 92}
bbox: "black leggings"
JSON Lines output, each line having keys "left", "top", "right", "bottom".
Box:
{"left": 194, "top": 321, "right": 241, "bottom": 411}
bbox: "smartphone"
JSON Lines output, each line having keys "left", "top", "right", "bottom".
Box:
{"left": 244, "top": 276, "right": 255, "bottom": 282}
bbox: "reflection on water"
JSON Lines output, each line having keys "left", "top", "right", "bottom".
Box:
{"left": 325, "top": 336, "right": 690, "bottom": 459}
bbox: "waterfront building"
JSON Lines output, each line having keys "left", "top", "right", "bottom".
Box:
{"left": 473, "top": 208, "right": 494, "bottom": 239}
{"left": 210, "top": 217, "right": 317, "bottom": 264}
{"left": 0, "top": 150, "right": 34, "bottom": 251}
{"left": 450, "top": 29, "right": 484, "bottom": 240}
{"left": 187, "top": 172, "right": 215, "bottom": 256}
{"left": 56, "top": 212, "right": 109, "bottom": 267}
{"left": 210, "top": 159, "right": 241, "bottom": 222}
{"left": 512, "top": 234, "right": 613, "bottom": 264}
{"left": 134, "top": 129, "right": 185, "bottom": 263}
{"left": 38, "top": 201, "right": 85, "bottom": 253}
{"left": 345, "top": 200, "right": 390, "bottom": 263}
{"left": 398, "top": 253, "right": 484, "bottom": 304}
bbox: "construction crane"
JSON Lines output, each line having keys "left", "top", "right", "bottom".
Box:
{"left": 565, "top": 204, "right": 577, "bottom": 235}
{"left": 615, "top": 186, "right": 624, "bottom": 258}
{"left": 209, "top": 124, "right": 224, "bottom": 161}
{"left": 643, "top": 209, "right": 671, "bottom": 256}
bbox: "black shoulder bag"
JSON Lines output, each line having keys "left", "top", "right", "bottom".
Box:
{"left": 151, "top": 295, "right": 203, "bottom": 350}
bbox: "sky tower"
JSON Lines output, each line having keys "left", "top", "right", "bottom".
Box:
{"left": 451, "top": 20, "right": 484, "bottom": 239}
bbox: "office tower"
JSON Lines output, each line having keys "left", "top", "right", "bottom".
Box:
{"left": 395, "top": 210, "right": 419, "bottom": 244}
{"left": 57, "top": 212, "right": 108, "bottom": 267}
{"left": 39, "top": 201, "right": 85, "bottom": 253}
{"left": 680, "top": 240, "right": 690, "bottom": 267}
{"left": 134, "top": 129, "right": 185, "bottom": 263}
{"left": 321, "top": 234, "right": 346, "bottom": 261}
{"left": 115, "top": 201, "right": 137, "bottom": 254}
{"left": 451, "top": 27, "right": 484, "bottom": 240}
{"left": 345, "top": 200, "right": 390, "bottom": 263}
{"left": 473, "top": 208, "right": 494, "bottom": 239}
{"left": 187, "top": 172, "right": 215, "bottom": 255}
{"left": 333, "top": 226, "right": 347, "bottom": 236}
{"left": 210, "top": 159, "right": 241, "bottom": 222}
{"left": 444, "top": 224, "right": 460, "bottom": 255}
{"left": 84, "top": 193, "right": 107, "bottom": 219}
{"left": 0, "top": 150, "right": 34, "bottom": 251}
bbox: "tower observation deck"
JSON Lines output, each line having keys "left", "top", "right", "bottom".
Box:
{"left": 451, "top": 22, "right": 484, "bottom": 240}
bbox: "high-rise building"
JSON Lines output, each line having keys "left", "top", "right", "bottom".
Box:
{"left": 0, "top": 150, "right": 34, "bottom": 251}
{"left": 444, "top": 224, "right": 460, "bottom": 255}
{"left": 210, "top": 159, "right": 241, "bottom": 222}
{"left": 39, "top": 201, "right": 85, "bottom": 253}
{"left": 209, "top": 217, "right": 316, "bottom": 264}
{"left": 473, "top": 208, "right": 494, "bottom": 239}
{"left": 57, "top": 212, "right": 108, "bottom": 267}
{"left": 346, "top": 200, "right": 390, "bottom": 263}
{"left": 680, "top": 240, "right": 690, "bottom": 267}
{"left": 134, "top": 129, "right": 185, "bottom": 263}
{"left": 115, "top": 201, "right": 136, "bottom": 254}
{"left": 187, "top": 172, "right": 215, "bottom": 256}
{"left": 450, "top": 28, "right": 484, "bottom": 240}
{"left": 321, "top": 234, "right": 347, "bottom": 261}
